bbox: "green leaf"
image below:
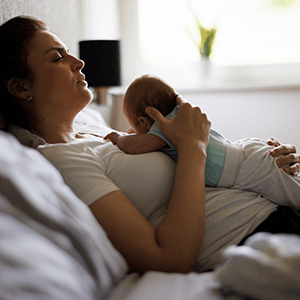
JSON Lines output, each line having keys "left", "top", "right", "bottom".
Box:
{"left": 187, "top": 8, "right": 217, "bottom": 58}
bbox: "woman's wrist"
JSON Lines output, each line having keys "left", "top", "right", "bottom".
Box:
{"left": 177, "top": 140, "right": 208, "bottom": 159}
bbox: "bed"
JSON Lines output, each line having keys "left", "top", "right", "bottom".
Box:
{"left": 1, "top": 2, "right": 300, "bottom": 299}
{"left": 1, "top": 103, "right": 300, "bottom": 300}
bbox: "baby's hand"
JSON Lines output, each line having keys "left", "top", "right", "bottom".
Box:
{"left": 125, "top": 127, "right": 135, "bottom": 134}
{"left": 104, "top": 132, "right": 121, "bottom": 144}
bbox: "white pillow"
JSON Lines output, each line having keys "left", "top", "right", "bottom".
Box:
{"left": 75, "top": 103, "right": 110, "bottom": 127}
{"left": 9, "top": 103, "right": 113, "bottom": 148}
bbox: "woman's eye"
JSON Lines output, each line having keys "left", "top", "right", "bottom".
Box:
{"left": 55, "top": 55, "right": 64, "bottom": 62}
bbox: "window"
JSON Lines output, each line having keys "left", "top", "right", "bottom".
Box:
{"left": 138, "top": 0, "right": 300, "bottom": 66}
{"left": 119, "top": 0, "right": 300, "bottom": 89}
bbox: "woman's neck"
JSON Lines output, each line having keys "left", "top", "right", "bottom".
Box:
{"left": 30, "top": 119, "right": 81, "bottom": 144}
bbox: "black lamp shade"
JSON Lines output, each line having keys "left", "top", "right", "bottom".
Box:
{"left": 79, "top": 40, "right": 121, "bottom": 87}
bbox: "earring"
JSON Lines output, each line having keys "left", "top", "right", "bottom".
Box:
{"left": 27, "top": 96, "right": 32, "bottom": 101}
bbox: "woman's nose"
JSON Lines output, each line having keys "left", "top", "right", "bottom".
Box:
{"left": 72, "top": 55, "right": 84, "bottom": 71}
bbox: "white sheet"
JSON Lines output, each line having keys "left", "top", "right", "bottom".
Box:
{"left": 0, "top": 131, "right": 128, "bottom": 299}
{"left": 109, "top": 232, "right": 300, "bottom": 300}
{"left": 215, "top": 232, "right": 300, "bottom": 300}
{"left": 107, "top": 272, "right": 226, "bottom": 300}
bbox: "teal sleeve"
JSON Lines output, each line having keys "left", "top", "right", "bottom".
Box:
{"left": 148, "top": 106, "right": 227, "bottom": 186}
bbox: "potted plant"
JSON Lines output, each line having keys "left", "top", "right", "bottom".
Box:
{"left": 186, "top": 10, "right": 217, "bottom": 83}
{"left": 186, "top": 10, "right": 217, "bottom": 60}
{"left": 195, "top": 22, "right": 217, "bottom": 59}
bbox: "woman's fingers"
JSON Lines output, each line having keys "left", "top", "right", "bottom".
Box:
{"left": 267, "top": 137, "right": 281, "bottom": 147}
{"left": 276, "top": 152, "right": 300, "bottom": 175}
{"left": 145, "top": 106, "right": 165, "bottom": 128}
{"left": 269, "top": 143, "right": 299, "bottom": 176}
{"left": 175, "top": 95, "right": 188, "bottom": 107}
{"left": 270, "top": 143, "right": 296, "bottom": 158}
{"left": 267, "top": 138, "right": 300, "bottom": 176}
{"left": 146, "top": 100, "right": 211, "bottom": 149}
{"left": 283, "top": 163, "right": 300, "bottom": 176}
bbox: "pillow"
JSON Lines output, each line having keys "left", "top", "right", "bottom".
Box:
{"left": 9, "top": 103, "right": 113, "bottom": 148}
{"left": 0, "top": 131, "right": 128, "bottom": 299}
{"left": 74, "top": 103, "right": 115, "bottom": 138}
{"left": 75, "top": 102, "right": 110, "bottom": 127}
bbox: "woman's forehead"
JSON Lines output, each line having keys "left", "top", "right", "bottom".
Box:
{"left": 29, "top": 30, "right": 66, "bottom": 54}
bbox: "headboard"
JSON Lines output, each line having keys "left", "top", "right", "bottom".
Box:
{"left": 0, "top": 0, "right": 81, "bottom": 56}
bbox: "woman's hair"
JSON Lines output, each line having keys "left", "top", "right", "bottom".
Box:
{"left": 124, "top": 75, "right": 178, "bottom": 125}
{"left": 0, "top": 16, "right": 48, "bottom": 129}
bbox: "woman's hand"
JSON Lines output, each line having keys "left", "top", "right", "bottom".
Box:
{"left": 267, "top": 137, "right": 300, "bottom": 176}
{"left": 145, "top": 96, "right": 211, "bottom": 153}
{"left": 145, "top": 96, "right": 210, "bottom": 270}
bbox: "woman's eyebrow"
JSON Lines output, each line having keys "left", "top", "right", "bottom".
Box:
{"left": 44, "top": 46, "right": 66, "bottom": 55}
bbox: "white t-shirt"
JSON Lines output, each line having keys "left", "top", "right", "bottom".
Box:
{"left": 38, "top": 136, "right": 176, "bottom": 226}
{"left": 38, "top": 135, "right": 277, "bottom": 272}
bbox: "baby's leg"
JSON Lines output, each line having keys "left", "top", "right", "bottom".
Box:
{"left": 233, "top": 138, "right": 300, "bottom": 210}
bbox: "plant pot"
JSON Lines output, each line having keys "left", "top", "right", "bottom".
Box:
{"left": 199, "top": 56, "right": 212, "bottom": 85}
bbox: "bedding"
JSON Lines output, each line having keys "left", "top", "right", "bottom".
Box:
{"left": 1, "top": 104, "right": 300, "bottom": 300}
{"left": 215, "top": 233, "right": 300, "bottom": 300}
{"left": 10, "top": 104, "right": 278, "bottom": 273}
{"left": 0, "top": 130, "right": 128, "bottom": 299}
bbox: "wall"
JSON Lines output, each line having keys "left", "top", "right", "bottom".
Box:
{"left": 181, "top": 87, "right": 300, "bottom": 152}
{"left": 0, "top": 0, "right": 80, "bottom": 56}
{"left": 108, "top": 86, "right": 300, "bottom": 152}
{"left": 79, "top": 0, "right": 120, "bottom": 40}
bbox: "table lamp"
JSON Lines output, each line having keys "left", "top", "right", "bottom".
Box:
{"left": 79, "top": 40, "right": 121, "bottom": 105}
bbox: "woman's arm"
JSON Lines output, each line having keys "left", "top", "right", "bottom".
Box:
{"left": 267, "top": 137, "right": 300, "bottom": 176}
{"left": 104, "top": 131, "right": 167, "bottom": 154}
{"left": 90, "top": 99, "right": 210, "bottom": 274}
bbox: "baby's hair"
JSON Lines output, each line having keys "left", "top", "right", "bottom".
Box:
{"left": 124, "top": 75, "right": 178, "bottom": 125}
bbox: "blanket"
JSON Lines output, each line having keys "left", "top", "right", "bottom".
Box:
{"left": 0, "top": 131, "right": 128, "bottom": 299}
{"left": 215, "top": 232, "right": 300, "bottom": 300}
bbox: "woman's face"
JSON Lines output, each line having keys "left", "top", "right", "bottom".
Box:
{"left": 26, "top": 30, "right": 93, "bottom": 117}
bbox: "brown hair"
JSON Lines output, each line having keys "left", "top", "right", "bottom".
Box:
{"left": 124, "top": 75, "right": 178, "bottom": 125}
{"left": 0, "top": 16, "right": 48, "bottom": 129}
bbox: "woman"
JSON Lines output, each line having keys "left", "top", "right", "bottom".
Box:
{"left": 0, "top": 16, "right": 299, "bottom": 274}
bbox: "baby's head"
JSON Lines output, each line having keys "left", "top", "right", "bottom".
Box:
{"left": 123, "top": 75, "right": 178, "bottom": 135}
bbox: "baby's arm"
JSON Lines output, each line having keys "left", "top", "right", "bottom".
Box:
{"left": 104, "top": 131, "right": 167, "bottom": 154}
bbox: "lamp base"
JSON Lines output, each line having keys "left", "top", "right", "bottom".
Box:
{"left": 94, "top": 87, "right": 109, "bottom": 105}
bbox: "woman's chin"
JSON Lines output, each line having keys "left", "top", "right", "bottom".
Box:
{"left": 82, "top": 88, "right": 93, "bottom": 103}
{"left": 87, "top": 88, "right": 94, "bottom": 101}
{"left": 76, "top": 89, "right": 94, "bottom": 109}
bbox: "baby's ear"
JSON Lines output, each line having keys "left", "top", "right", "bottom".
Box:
{"left": 7, "top": 78, "right": 31, "bottom": 99}
{"left": 138, "top": 116, "right": 152, "bottom": 131}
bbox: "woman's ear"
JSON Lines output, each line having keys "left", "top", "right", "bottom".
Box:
{"left": 138, "top": 116, "right": 152, "bottom": 131}
{"left": 7, "top": 78, "right": 31, "bottom": 99}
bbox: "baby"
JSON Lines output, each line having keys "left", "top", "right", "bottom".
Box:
{"left": 105, "top": 74, "right": 300, "bottom": 210}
